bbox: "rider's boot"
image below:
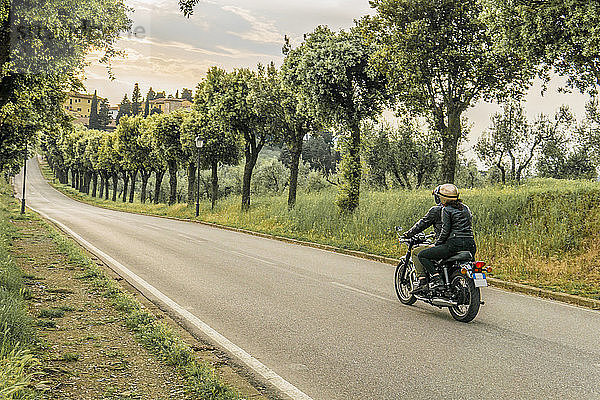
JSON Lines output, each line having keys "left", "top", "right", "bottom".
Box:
{"left": 429, "top": 273, "right": 443, "bottom": 289}
{"left": 411, "top": 277, "right": 427, "bottom": 294}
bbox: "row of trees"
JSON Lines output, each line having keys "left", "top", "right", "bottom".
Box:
{"left": 11, "top": 0, "right": 600, "bottom": 214}
{"left": 0, "top": 0, "right": 129, "bottom": 174}
{"left": 476, "top": 102, "right": 598, "bottom": 184}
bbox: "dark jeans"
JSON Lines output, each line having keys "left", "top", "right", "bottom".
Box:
{"left": 418, "top": 237, "right": 477, "bottom": 276}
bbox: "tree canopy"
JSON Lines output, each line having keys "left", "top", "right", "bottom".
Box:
{"left": 361, "top": 0, "right": 536, "bottom": 183}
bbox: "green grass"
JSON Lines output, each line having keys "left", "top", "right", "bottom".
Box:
{"left": 40, "top": 161, "right": 600, "bottom": 301}
{"left": 60, "top": 352, "right": 80, "bottom": 362}
{"left": 0, "top": 178, "right": 38, "bottom": 399}
{"left": 38, "top": 308, "right": 66, "bottom": 319}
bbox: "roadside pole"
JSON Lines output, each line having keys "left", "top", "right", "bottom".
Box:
{"left": 20, "top": 141, "right": 27, "bottom": 214}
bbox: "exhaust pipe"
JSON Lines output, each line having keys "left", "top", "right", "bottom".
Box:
{"left": 431, "top": 298, "right": 457, "bottom": 307}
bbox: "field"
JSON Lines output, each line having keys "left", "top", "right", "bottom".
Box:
{"left": 40, "top": 161, "right": 600, "bottom": 301}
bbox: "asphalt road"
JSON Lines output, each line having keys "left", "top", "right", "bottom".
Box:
{"left": 15, "top": 159, "right": 600, "bottom": 399}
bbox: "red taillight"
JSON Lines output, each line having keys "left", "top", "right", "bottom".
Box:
{"left": 473, "top": 261, "right": 486, "bottom": 273}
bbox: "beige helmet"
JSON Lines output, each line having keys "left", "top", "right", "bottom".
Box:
{"left": 434, "top": 183, "right": 459, "bottom": 201}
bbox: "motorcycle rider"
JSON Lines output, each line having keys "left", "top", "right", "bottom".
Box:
{"left": 417, "top": 183, "right": 476, "bottom": 289}
{"left": 402, "top": 186, "right": 443, "bottom": 291}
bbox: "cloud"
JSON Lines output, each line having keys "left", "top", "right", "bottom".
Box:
{"left": 221, "top": 5, "right": 282, "bottom": 44}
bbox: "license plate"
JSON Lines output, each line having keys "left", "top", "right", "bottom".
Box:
{"left": 473, "top": 273, "right": 487, "bottom": 287}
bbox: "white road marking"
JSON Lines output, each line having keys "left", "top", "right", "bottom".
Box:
{"left": 143, "top": 223, "right": 160, "bottom": 230}
{"left": 331, "top": 282, "right": 395, "bottom": 303}
{"left": 28, "top": 205, "right": 314, "bottom": 400}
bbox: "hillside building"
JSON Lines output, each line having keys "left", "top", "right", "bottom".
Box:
{"left": 149, "top": 97, "right": 192, "bottom": 114}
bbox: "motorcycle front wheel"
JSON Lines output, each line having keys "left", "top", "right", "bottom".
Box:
{"left": 395, "top": 261, "right": 417, "bottom": 305}
{"left": 448, "top": 271, "right": 481, "bottom": 323}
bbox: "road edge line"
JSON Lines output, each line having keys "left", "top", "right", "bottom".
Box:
{"left": 27, "top": 204, "right": 314, "bottom": 400}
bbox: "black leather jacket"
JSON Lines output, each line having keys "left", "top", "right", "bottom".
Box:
{"left": 435, "top": 203, "right": 474, "bottom": 246}
{"left": 405, "top": 205, "right": 443, "bottom": 240}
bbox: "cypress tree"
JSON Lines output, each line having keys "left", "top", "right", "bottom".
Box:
{"left": 98, "top": 98, "right": 111, "bottom": 130}
{"left": 131, "top": 83, "right": 142, "bottom": 116}
{"left": 116, "top": 94, "right": 132, "bottom": 125}
{"left": 89, "top": 90, "right": 99, "bottom": 129}
{"left": 144, "top": 87, "right": 155, "bottom": 117}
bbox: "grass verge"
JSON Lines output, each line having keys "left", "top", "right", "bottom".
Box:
{"left": 39, "top": 161, "right": 600, "bottom": 302}
{"left": 3, "top": 175, "right": 242, "bottom": 399}
{"left": 0, "top": 179, "right": 38, "bottom": 399}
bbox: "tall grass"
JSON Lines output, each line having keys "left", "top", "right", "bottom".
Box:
{"left": 0, "top": 178, "right": 37, "bottom": 399}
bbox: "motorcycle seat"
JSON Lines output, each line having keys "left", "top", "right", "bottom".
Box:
{"left": 442, "top": 251, "right": 473, "bottom": 263}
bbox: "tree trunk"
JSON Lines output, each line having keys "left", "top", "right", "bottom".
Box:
{"left": 154, "top": 170, "right": 165, "bottom": 204}
{"left": 91, "top": 172, "right": 98, "bottom": 197}
{"left": 187, "top": 162, "right": 196, "bottom": 206}
{"left": 211, "top": 160, "right": 218, "bottom": 210}
{"left": 167, "top": 161, "right": 177, "bottom": 205}
{"left": 338, "top": 122, "right": 361, "bottom": 213}
{"left": 121, "top": 172, "right": 129, "bottom": 202}
{"left": 71, "top": 170, "right": 77, "bottom": 189}
{"left": 241, "top": 155, "right": 257, "bottom": 211}
{"left": 128, "top": 170, "right": 137, "bottom": 203}
{"left": 287, "top": 135, "right": 303, "bottom": 210}
{"left": 79, "top": 172, "right": 84, "bottom": 193}
{"left": 111, "top": 172, "right": 118, "bottom": 201}
{"left": 440, "top": 110, "right": 461, "bottom": 183}
{"left": 140, "top": 171, "right": 150, "bottom": 203}
{"left": 98, "top": 174, "right": 104, "bottom": 198}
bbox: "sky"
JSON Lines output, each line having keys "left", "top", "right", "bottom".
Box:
{"left": 84, "top": 0, "right": 591, "bottom": 153}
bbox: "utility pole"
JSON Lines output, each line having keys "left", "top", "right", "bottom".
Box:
{"left": 20, "top": 141, "right": 27, "bottom": 214}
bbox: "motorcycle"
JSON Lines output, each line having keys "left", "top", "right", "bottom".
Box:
{"left": 393, "top": 226, "right": 490, "bottom": 323}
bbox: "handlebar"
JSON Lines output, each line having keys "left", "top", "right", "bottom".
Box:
{"left": 394, "top": 226, "right": 435, "bottom": 245}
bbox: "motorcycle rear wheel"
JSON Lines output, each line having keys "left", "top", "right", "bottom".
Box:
{"left": 448, "top": 271, "right": 480, "bottom": 323}
{"left": 395, "top": 261, "right": 417, "bottom": 305}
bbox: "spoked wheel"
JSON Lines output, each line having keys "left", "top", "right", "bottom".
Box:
{"left": 395, "top": 261, "right": 417, "bottom": 305}
{"left": 449, "top": 271, "right": 481, "bottom": 323}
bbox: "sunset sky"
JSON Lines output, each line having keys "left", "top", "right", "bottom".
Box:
{"left": 84, "top": 0, "right": 591, "bottom": 151}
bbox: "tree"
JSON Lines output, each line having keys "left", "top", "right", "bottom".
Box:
{"left": 131, "top": 83, "right": 142, "bottom": 116}
{"left": 215, "top": 68, "right": 267, "bottom": 211}
{"left": 294, "top": 132, "right": 338, "bottom": 176}
{"left": 0, "top": 0, "right": 129, "bottom": 172}
{"left": 179, "top": 0, "right": 201, "bottom": 17}
{"left": 115, "top": 116, "right": 146, "bottom": 203}
{"left": 362, "top": 0, "right": 536, "bottom": 183}
{"left": 145, "top": 114, "right": 168, "bottom": 204}
{"left": 181, "top": 88, "right": 193, "bottom": 102}
{"left": 116, "top": 94, "right": 132, "bottom": 125}
{"left": 192, "top": 67, "right": 242, "bottom": 209}
{"left": 488, "top": 0, "right": 600, "bottom": 95}
{"left": 182, "top": 111, "right": 239, "bottom": 209}
{"left": 153, "top": 111, "right": 184, "bottom": 205}
{"left": 144, "top": 87, "right": 156, "bottom": 117}
{"left": 97, "top": 132, "right": 119, "bottom": 201}
{"left": 97, "top": 98, "right": 111, "bottom": 130}
{"left": 280, "top": 43, "right": 322, "bottom": 209}
{"left": 88, "top": 91, "right": 99, "bottom": 130}
{"left": 287, "top": 26, "right": 389, "bottom": 213}
{"left": 476, "top": 103, "right": 573, "bottom": 183}
{"left": 364, "top": 121, "right": 439, "bottom": 189}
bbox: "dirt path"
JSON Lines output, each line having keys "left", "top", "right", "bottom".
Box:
{"left": 9, "top": 216, "right": 267, "bottom": 400}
